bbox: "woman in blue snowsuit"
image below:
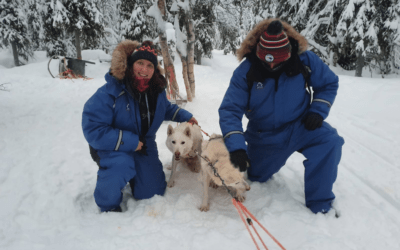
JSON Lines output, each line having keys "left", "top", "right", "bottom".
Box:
{"left": 219, "top": 19, "right": 344, "bottom": 214}
{"left": 82, "top": 40, "right": 197, "bottom": 212}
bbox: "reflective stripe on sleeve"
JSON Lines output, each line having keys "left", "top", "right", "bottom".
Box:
{"left": 172, "top": 108, "right": 181, "bottom": 121}
{"left": 223, "top": 131, "right": 244, "bottom": 140}
{"left": 313, "top": 98, "right": 332, "bottom": 107}
{"left": 114, "top": 130, "right": 123, "bottom": 151}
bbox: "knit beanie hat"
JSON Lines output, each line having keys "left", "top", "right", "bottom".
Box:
{"left": 256, "top": 20, "right": 291, "bottom": 64}
{"left": 129, "top": 41, "right": 158, "bottom": 68}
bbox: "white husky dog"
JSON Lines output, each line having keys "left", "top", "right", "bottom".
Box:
{"left": 166, "top": 122, "right": 203, "bottom": 187}
{"left": 199, "top": 134, "right": 250, "bottom": 212}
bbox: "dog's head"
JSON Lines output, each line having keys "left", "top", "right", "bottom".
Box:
{"left": 166, "top": 123, "right": 195, "bottom": 160}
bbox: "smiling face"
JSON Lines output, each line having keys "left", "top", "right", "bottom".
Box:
{"left": 133, "top": 59, "right": 155, "bottom": 79}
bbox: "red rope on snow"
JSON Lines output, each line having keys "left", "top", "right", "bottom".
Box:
{"left": 232, "top": 199, "right": 286, "bottom": 250}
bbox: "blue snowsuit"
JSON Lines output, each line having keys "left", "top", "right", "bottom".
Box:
{"left": 219, "top": 51, "right": 344, "bottom": 213}
{"left": 82, "top": 72, "right": 192, "bottom": 212}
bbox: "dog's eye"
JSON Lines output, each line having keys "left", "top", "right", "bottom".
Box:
{"left": 181, "top": 142, "right": 185, "bottom": 145}
{"left": 172, "top": 141, "right": 176, "bottom": 144}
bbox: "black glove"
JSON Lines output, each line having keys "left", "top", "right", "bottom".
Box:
{"left": 302, "top": 112, "right": 323, "bottom": 131}
{"left": 229, "top": 150, "right": 250, "bottom": 172}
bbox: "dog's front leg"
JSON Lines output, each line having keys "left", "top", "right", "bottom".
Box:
{"left": 200, "top": 170, "right": 210, "bottom": 212}
{"left": 167, "top": 156, "right": 178, "bottom": 188}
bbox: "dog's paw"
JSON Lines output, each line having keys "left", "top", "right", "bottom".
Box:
{"left": 167, "top": 180, "right": 175, "bottom": 188}
{"left": 235, "top": 194, "right": 246, "bottom": 203}
{"left": 199, "top": 204, "right": 210, "bottom": 212}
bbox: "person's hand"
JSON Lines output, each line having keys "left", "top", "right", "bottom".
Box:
{"left": 135, "top": 141, "right": 144, "bottom": 151}
{"left": 229, "top": 150, "right": 250, "bottom": 172}
{"left": 188, "top": 117, "right": 198, "bottom": 125}
{"left": 302, "top": 112, "right": 323, "bottom": 130}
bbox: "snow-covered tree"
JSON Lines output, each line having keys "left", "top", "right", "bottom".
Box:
{"left": 192, "top": 0, "right": 215, "bottom": 65}
{"left": 42, "top": 0, "right": 73, "bottom": 57}
{"left": 0, "top": 0, "right": 33, "bottom": 66}
{"left": 276, "top": 0, "right": 303, "bottom": 30}
{"left": 385, "top": 0, "right": 400, "bottom": 72}
{"left": 27, "top": 0, "right": 44, "bottom": 51}
{"left": 368, "top": 0, "right": 400, "bottom": 74}
{"left": 120, "top": 0, "right": 155, "bottom": 41}
{"left": 147, "top": 0, "right": 181, "bottom": 100}
{"left": 350, "top": 0, "right": 377, "bottom": 76}
{"left": 251, "top": 0, "right": 276, "bottom": 26}
{"left": 98, "top": 0, "right": 123, "bottom": 53}
{"left": 214, "top": 0, "right": 240, "bottom": 55}
{"left": 171, "top": 0, "right": 196, "bottom": 98}
{"left": 64, "top": 0, "right": 104, "bottom": 59}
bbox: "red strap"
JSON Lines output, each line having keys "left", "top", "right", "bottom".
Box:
{"left": 232, "top": 199, "right": 286, "bottom": 250}
{"left": 233, "top": 199, "right": 261, "bottom": 250}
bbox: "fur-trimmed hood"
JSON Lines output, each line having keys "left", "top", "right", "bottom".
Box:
{"left": 236, "top": 18, "right": 308, "bottom": 62}
{"left": 110, "top": 40, "right": 164, "bottom": 81}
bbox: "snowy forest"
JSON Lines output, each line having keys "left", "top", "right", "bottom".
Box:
{"left": 1, "top": 0, "right": 400, "bottom": 78}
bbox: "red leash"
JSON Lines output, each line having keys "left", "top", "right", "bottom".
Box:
{"left": 195, "top": 134, "right": 286, "bottom": 250}
{"left": 232, "top": 199, "right": 286, "bottom": 250}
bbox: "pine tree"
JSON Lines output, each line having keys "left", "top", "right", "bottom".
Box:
{"left": 386, "top": 0, "right": 400, "bottom": 71}
{"left": 0, "top": 0, "right": 33, "bottom": 66}
{"left": 276, "top": 0, "right": 304, "bottom": 30}
{"left": 192, "top": 0, "right": 215, "bottom": 65}
{"left": 120, "top": 0, "right": 155, "bottom": 41}
{"left": 27, "top": 0, "right": 44, "bottom": 51}
{"left": 252, "top": 0, "right": 275, "bottom": 26}
{"left": 370, "top": 0, "right": 399, "bottom": 74}
{"left": 64, "top": 0, "right": 104, "bottom": 59}
{"left": 214, "top": 0, "right": 240, "bottom": 55}
{"left": 98, "top": 0, "right": 123, "bottom": 52}
{"left": 42, "top": 0, "right": 72, "bottom": 57}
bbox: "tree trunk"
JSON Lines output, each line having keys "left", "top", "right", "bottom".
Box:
{"left": 159, "top": 33, "right": 179, "bottom": 99}
{"left": 75, "top": 29, "right": 82, "bottom": 60}
{"left": 195, "top": 47, "right": 202, "bottom": 65}
{"left": 11, "top": 41, "right": 19, "bottom": 67}
{"left": 355, "top": 50, "right": 364, "bottom": 77}
{"left": 184, "top": 5, "right": 196, "bottom": 98}
{"left": 157, "top": 0, "right": 179, "bottom": 100}
{"left": 332, "top": 51, "right": 338, "bottom": 67}
{"left": 176, "top": 50, "right": 192, "bottom": 102}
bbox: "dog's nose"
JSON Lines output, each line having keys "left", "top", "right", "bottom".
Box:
{"left": 175, "top": 151, "right": 180, "bottom": 157}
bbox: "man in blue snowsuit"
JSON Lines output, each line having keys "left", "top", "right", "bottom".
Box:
{"left": 82, "top": 40, "right": 197, "bottom": 212}
{"left": 219, "top": 19, "right": 344, "bottom": 214}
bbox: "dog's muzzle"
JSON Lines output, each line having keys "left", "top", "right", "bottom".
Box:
{"left": 174, "top": 152, "right": 181, "bottom": 161}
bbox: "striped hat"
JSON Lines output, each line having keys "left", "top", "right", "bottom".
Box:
{"left": 256, "top": 20, "right": 291, "bottom": 64}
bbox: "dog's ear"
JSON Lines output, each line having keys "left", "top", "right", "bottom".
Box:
{"left": 184, "top": 126, "right": 191, "bottom": 137}
{"left": 167, "top": 124, "right": 174, "bottom": 136}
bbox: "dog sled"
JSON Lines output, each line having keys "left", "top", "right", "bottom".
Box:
{"left": 48, "top": 56, "right": 95, "bottom": 79}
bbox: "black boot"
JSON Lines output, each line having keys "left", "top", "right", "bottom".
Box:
{"left": 129, "top": 178, "right": 135, "bottom": 196}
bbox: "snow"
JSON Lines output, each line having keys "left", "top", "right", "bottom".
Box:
{"left": 342, "top": 0, "right": 355, "bottom": 21}
{"left": 147, "top": 2, "right": 165, "bottom": 33}
{"left": 1, "top": 49, "right": 400, "bottom": 250}
{"left": 174, "top": 15, "right": 187, "bottom": 57}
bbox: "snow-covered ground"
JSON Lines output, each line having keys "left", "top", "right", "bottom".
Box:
{"left": 1, "top": 48, "right": 400, "bottom": 250}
